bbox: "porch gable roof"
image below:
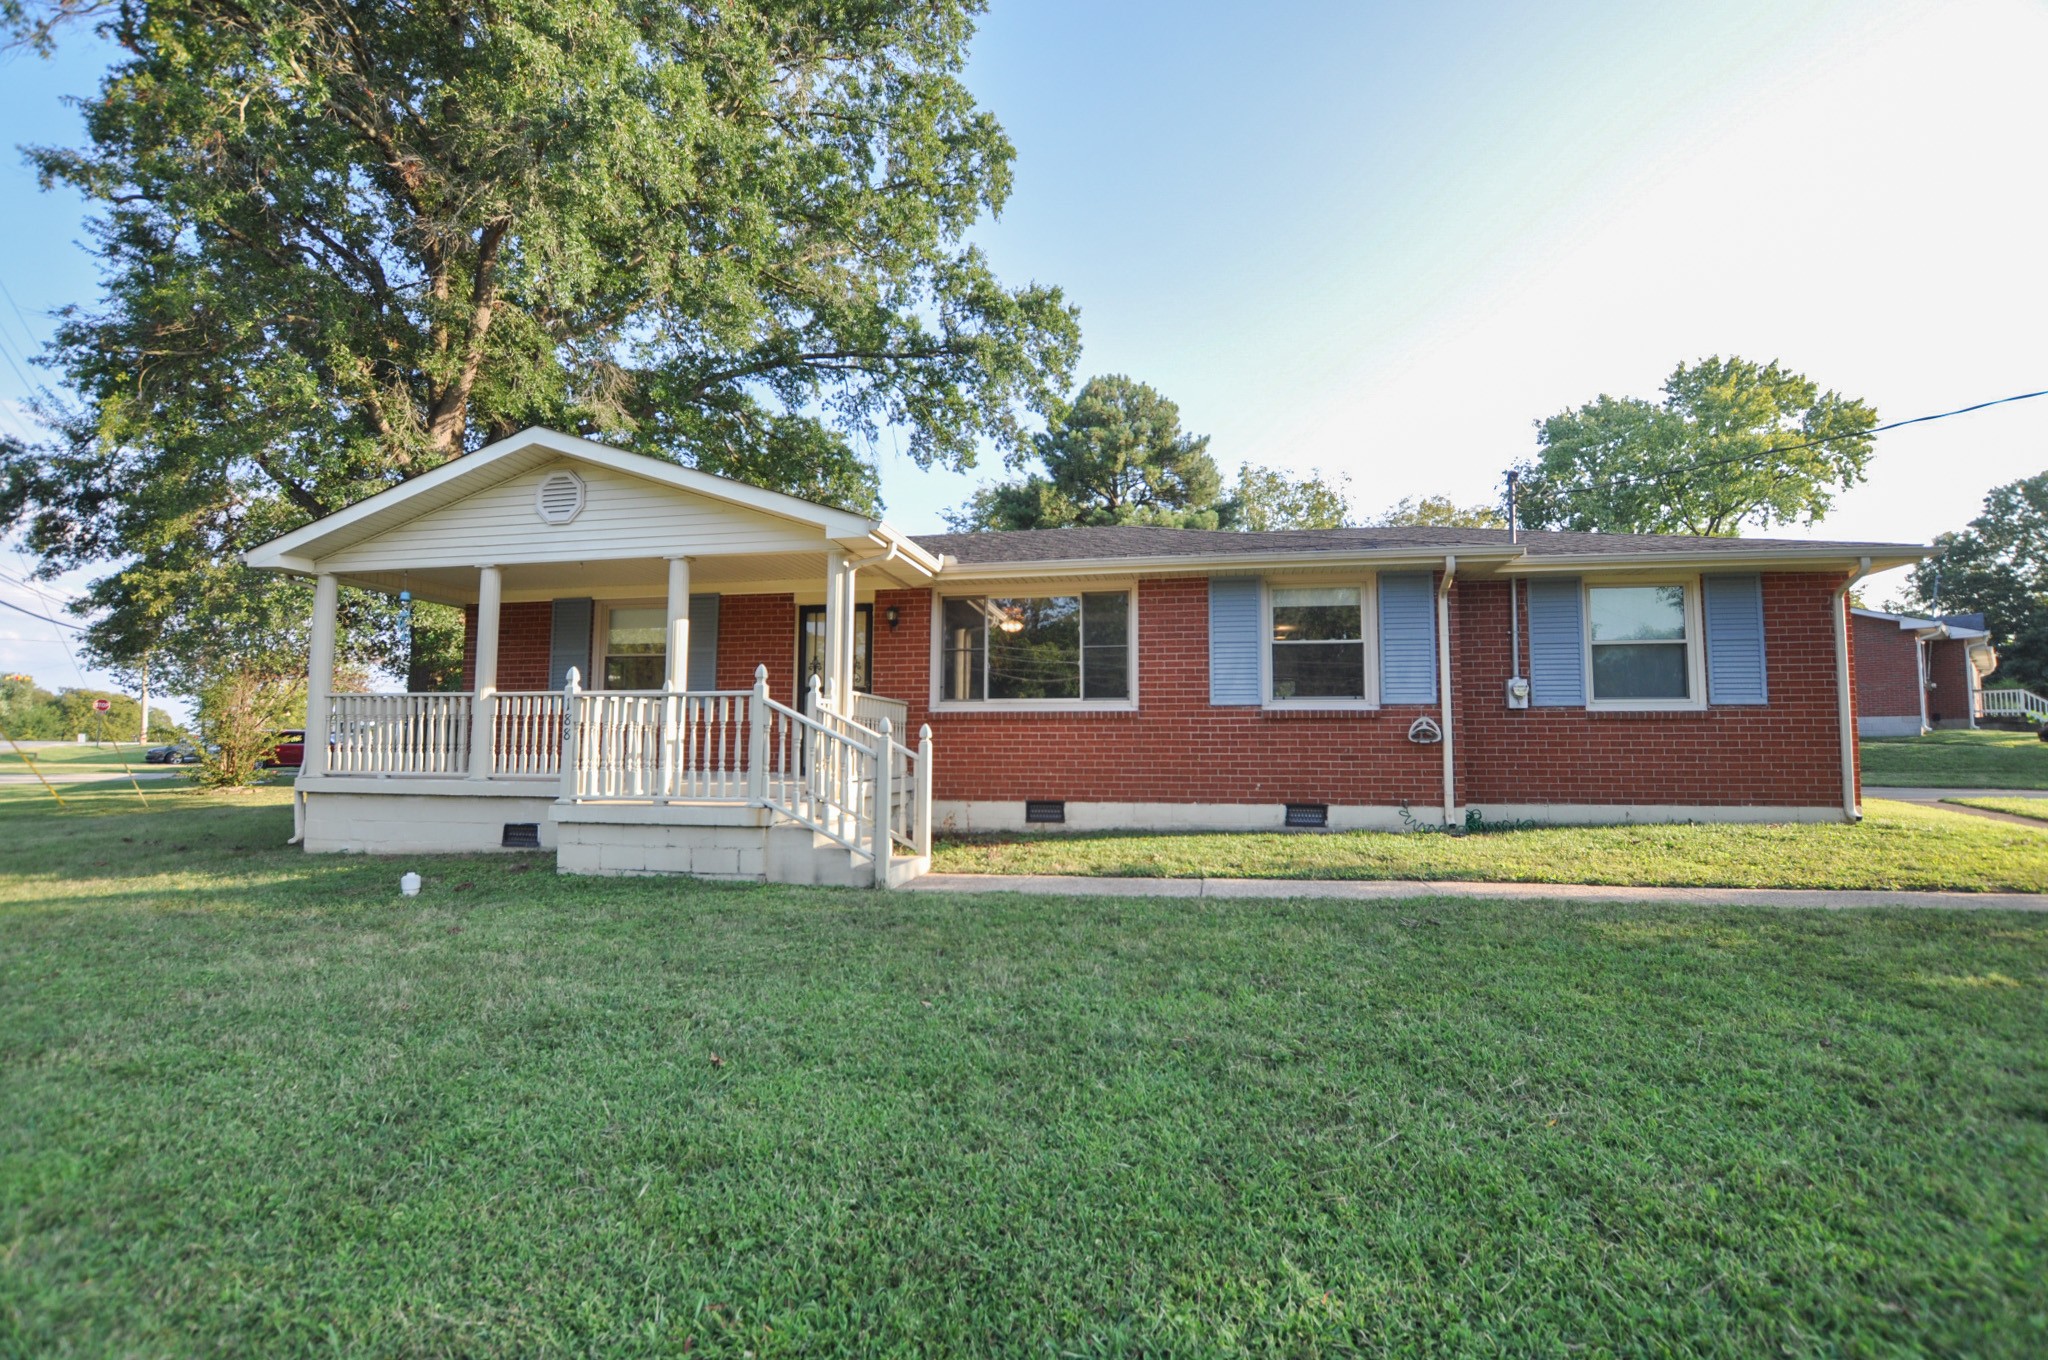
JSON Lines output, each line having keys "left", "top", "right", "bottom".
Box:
{"left": 244, "top": 426, "right": 938, "bottom": 577}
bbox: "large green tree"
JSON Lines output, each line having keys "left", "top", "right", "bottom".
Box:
{"left": 1368, "top": 494, "right": 1503, "bottom": 529}
{"left": 0, "top": 0, "right": 1078, "bottom": 680}
{"left": 947, "top": 377, "right": 1356, "bottom": 532}
{"left": 946, "top": 375, "right": 1221, "bottom": 530}
{"left": 1227, "top": 464, "right": 1351, "bottom": 531}
{"left": 1513, "top": 356, "right": 1877, "bottom": 536}
{"left": 1908, "top": 471, "right": 2048, "bottom": 692}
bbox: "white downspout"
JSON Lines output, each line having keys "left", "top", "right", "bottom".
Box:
{"left": 1437, "top": 555, "right": 1457, "bottom": 826}
{"left": 1833, "top": 557, "right": 1870, "bottom": 823}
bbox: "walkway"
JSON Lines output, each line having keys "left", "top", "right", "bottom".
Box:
{"left": 906, "top": 873, "right": 2048, "bottom": 912}
{"left": 1868, "top": 786, "right": 2048, "bottom": 830}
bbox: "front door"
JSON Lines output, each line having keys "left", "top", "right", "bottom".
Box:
{"left": 797, "top": 604, "right": 873, "bottom": 701}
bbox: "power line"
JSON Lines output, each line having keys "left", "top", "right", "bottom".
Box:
{"left": 1523, "top": 385, "right": 2048, "bottom": 489}
{"left": 0, "top": 593, "right": 84, "bottom": 631}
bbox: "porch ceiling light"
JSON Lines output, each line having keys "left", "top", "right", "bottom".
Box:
{"left": 997, "top": 607, "right": 1025, "bottom": 633}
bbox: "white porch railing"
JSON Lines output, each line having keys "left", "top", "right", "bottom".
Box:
{"left": 1978, "top": 687, "right": 2048, "bottom": 724}
{"left": 490, "top": 691, "right": 567, "bottom": 776}
{"left": 562, "top": 667, "right": 932, "bottom": 886}
{"left": 325, "top": 691, "right": 566, "bottom": 777}
{"left": 328, "top": 693, "right": 473, "bottom": 775}
{"left": 566, "top": 689, "right": 757, "bottom": 801}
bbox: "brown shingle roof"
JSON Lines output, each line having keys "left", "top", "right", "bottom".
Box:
{"left": 908, "top": 524, "right": 1922, "bottom": 565}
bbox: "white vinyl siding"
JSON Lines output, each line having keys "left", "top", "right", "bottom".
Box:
{"left": 320, "top": 462, "right": 823, "bottom": 572}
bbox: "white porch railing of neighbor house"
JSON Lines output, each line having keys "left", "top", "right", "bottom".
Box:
{"left": 328, "top": 693, "right": 473, "bottom": 775}
{"left": 560, "top": 666, "right": 932, "bottom": 885}
{"left": 1979, "top": 687, "right": 2048, "bottom": 724}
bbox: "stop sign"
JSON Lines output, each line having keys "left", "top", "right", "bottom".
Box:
{"left": 93, "top": 698, "right": 111, "bottom": 712}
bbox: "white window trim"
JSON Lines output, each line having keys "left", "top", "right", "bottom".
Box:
{"left": 1581, "top": 576, "right": 1708, "bottom": 712}
{"left": 1261, "top": 575, "right": 1381, "bottom": 711}
{"left": 928, "top": 584, "right": 1141, "bottom": 713}
{"left": 592, "top": 598, "right": 665, "bottom": 692}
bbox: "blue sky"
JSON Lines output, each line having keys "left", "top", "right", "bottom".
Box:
{"left": 4, "top": 0, "right": 2047, "bottom": 710}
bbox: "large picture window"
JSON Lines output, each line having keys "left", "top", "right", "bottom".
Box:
{"left": 1270, "top": 586, "right": 1366, "bottom": 700}
{"left": 940, "top": 592, "right": 1131, "bottom": 703}
{"left": 1588, "top": 585, "right": 1693, "bottom": 702}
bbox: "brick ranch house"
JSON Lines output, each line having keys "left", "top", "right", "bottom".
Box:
{"left": 247, "top": 427, "right": 1925, "bottom": 886}
{"left": 1850, "top": 607, "right": 1998, "bottom": 737}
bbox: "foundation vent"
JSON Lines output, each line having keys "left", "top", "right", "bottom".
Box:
{"left": 501, "top": 822, "right": 542, "bottom": 849}
{"left": 1284, "top": 803, "right": 1329, "bottom": 829}
{"left": 1024, "top": 800, "right": 1066, "bottom": 825}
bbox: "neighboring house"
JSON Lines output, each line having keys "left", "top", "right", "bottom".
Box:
{"left": 246, "top": 428, "right": 1925, "bottom": 886}
{"left": 1850, "top": 607, "right": 1998, "bottom": 737}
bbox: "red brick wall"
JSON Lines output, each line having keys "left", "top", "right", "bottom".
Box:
{"left": 460, "top": 595, "right": 800, "bottom": 699}
{"left": 1853, "top": 613, "right": 1923, "bottom": 720}
{"left": 1454, "top": 573, "right": 1849, "bottom": 808}
{"left": 461, "top": 602, "right": 554, "bottom": 691}
{"left": 874, "top": 577, "right": 1446, "bottom": 807}
{"left": 871, "top": 571, "right": 1853, "bottom": 810}
{"left": 714, "top": 594, "right": 798, "bottom": 702}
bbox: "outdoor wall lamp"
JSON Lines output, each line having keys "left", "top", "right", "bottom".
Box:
{"left": 885, "top": 605, "right": 900, "bottom": 630}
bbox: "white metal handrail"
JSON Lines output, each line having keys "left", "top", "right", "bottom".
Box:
{"left": 327, "top": 693, "right": 472, "bottom": 775}
{"left": 1978, "top": 687, "right": 2048, "bottom": 723}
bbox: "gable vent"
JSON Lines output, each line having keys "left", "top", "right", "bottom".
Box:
{"left": 535, "top": 469, "right": 586, "bottom": 525}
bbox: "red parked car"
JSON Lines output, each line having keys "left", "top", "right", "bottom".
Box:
{"left": 262, "top": 729, "right": 306, "bottom": 769}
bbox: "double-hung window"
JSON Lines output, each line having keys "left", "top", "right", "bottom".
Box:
{"left": 1269, "top": 586, "right": 1368, "bottom": 702}
{"left": 1586, "top": 583, "right": 1699, "bottom": 705}
{"left": 939, "top": 592, "right": 1132, "bottom": 704}
{"left": 602, "top": 605, "right": 668, "bottom": 689}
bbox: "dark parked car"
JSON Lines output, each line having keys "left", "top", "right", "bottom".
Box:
{"left": 145, "top": 743, "right": 203, "bottom": 764}
{"left": 262, "top": 730, "right": 307, "bottom": 769}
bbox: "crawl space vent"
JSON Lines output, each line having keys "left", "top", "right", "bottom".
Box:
{"left": 501, "top": 822, "right": 541, "bottom": 849}
{"left": 534, "top": 469, "right": 587, "bottom": 525}
{"left": 1024, "top": 800, "right": 1066, "bottom": 825}
{"left": 1284, "top": 803, "right": 1329, "bottom": 829}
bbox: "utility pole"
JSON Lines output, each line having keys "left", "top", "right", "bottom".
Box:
{"left": 139, "top": 652, "right": 150, "bottom": 745}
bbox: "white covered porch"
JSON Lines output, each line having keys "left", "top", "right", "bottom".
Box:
{"left": 247, "top": 428, "right": 941, "bottom": 887}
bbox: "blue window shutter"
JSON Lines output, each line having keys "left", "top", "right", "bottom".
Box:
{"left": 1377, "top": 572, "right": 1437, "bottom": 704}
{"left": 1526, "top": 577, "right": 1585, "bottom": 706}
{"left": 1703, "top": 574, "right": 1768, "bottom": 705}
{"left": 687, "top": 593, "right": 721, "bottom": 690}
{"left": 1208, "top": 577, "right": 1262, "bottom": 704}
{"left": 548, "top": 598, "right": 593, "bottom": 688}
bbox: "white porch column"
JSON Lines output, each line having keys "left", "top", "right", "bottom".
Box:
{"left": 468, "top": 565, "right": 502, "bottom": 779}
{"left": 304, "top": 573, "right": 338, "bottom": 778}
{"left": 823, "top": 547, "right": 848, "bottom": 714}
{"left": 665, "top": 556, "right": 692, "bottom": 690}
{"left": 838, "top": 560, "right": 860, "bottom": 714}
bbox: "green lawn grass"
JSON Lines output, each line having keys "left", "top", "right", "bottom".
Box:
{"left": 1951, "top": 796, "right": 2048, "bottom": 824}
{"left": 1, "top": 740, "right": 167, "bottom": 774}
{"left": 1861, "top": 727, "right": 2048, "bottom": 789}
{"left": 933, "top": 800, "right": 2048, "bottom": 891}
{"left": 2, "top": 790, "right": 2046, "bottom": 1355}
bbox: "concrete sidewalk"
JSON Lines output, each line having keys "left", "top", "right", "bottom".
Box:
{"left": 905, "top": 873, "right": 2048, "bottom": 912}
{"left": 1867, "top": 786, "right": 2048, "bottom": 800}
{"left": 1866, "top": 786, "right": 2048, "bottom": 830}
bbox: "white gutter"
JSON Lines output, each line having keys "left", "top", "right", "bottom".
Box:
{"left": 1833, "top": 556, "right": 1871, "bottom": 822}
{"left": 1438, "top": 555, "right": 1457, "bottom": 826}
{"left": 930, "top": 546, "right": 1524, "bottom": 582}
